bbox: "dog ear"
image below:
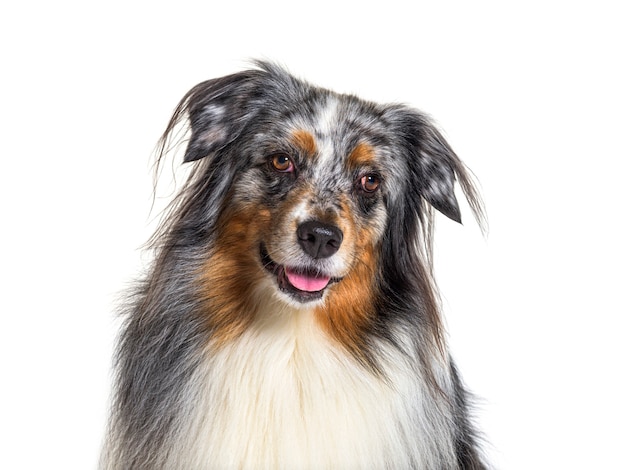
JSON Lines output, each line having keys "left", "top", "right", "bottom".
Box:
{"left": 388, "top": 108, "right": 467, "bottom": 223}
{"left": 413, "top": 119, "right": 463, "bottom": 223}
{"left": 172, "top": 71, "right": 263, "bottom": 163}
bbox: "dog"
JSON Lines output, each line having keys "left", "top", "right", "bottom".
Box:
{"left": 101, "top": 61, "right": 487, "bottom": 469}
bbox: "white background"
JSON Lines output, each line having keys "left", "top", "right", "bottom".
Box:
{"left": 1, "top": 1, "right": 624, "bottom": 468}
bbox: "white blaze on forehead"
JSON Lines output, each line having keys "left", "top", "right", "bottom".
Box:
{"left": 314, "top": 96, "right": 340, "bottom": 169}
{"left": 317, "top": 95, "right": 340, "bottom": 135}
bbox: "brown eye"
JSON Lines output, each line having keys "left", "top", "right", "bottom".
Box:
{"left": 270, "top": 153, "right": 294, "bottom": 173}
{"left": 360, "top": 174, "right": 381, "bottom": 193}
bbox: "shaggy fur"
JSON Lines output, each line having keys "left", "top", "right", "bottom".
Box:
{"left": 101, "top": 61, "right": 487, "bottom": 469}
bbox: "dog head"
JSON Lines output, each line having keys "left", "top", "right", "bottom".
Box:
{"left": 156, "top": 61, "right": 484, "bottom": 349}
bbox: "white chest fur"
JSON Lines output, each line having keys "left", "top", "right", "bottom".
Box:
{"left": 169, "top": 302, "right": 457, "bottom": 469}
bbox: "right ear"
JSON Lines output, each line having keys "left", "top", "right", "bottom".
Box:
{"left": 173, "top": 70, "right": 264, "bottom": 162}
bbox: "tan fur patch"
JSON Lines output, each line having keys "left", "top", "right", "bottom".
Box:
{"left": 314, "top": 244, "right": 377, "bottom": 360}
{"left": 291, "top": 129, "right": 318, "bottom": 157}
{"left": 348, "top": 142, "right": 376, "bottom": 170}
{"left": 198, "top": 205, "right": 271, "bottom": 347}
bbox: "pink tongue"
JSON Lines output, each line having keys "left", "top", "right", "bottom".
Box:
{"left": 285, "top": 268, "right": 331, "bottom": 292}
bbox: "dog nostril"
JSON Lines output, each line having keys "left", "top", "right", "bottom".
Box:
{"left": 297, "top": 221, "right": 343, "bottom": 259}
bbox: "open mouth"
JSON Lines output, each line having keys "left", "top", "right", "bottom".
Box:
{"left": 260, "top": 244, "right": 339, "bottom": 302}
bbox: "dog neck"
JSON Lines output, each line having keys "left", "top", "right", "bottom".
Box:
{"left": 164, "top": 290, "right": 458, "bottom": 469}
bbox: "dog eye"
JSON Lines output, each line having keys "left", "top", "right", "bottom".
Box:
{"left": 270, "top": 154, "right": 294, "bottom": 173}
{"left": 359, "top": 174, "right": 381, "bottom": 193}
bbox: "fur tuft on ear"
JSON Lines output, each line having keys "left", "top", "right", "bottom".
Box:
{"left": 183, "top": 71, "right": 264, "bottom": 162}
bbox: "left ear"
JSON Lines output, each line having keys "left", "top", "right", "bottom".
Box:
{"left": 413, "top": 117, "right": 463, "bottom": 223}
{"left": 388, "top": 108, "right": 464, "bottom": 223}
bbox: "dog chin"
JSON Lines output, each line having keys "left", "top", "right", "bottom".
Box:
{"left": 260, "top": 244, "right": 339, "bottom": 306}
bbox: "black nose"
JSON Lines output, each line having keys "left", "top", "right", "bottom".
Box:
{"left": 297, "top": 221, "right": 343, "bottom": 259}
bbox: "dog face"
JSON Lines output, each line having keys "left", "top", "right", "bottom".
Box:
{"left": 224, "top": 98, "right": 394, "bottom": 308}
{"left": 161, "top": 62, "right": 475, "bottom": 348}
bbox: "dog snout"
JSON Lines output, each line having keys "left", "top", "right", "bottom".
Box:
{"left": 297, "top": 221, "right": 343, "bottom": 259}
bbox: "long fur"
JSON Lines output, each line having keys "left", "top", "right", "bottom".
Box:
{"left": 101, "top": 61, "right": 488, "bottom": 469}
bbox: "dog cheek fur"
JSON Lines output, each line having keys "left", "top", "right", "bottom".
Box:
{"left": 196, "top": 202, "right": 272, "bottom": 347}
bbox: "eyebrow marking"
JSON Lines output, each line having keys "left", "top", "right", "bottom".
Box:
{"left": 291, "top": 129, "right": 318, "bottom": 157}
{"left": 347, "top": 142, "right": 377, "bottom": 170}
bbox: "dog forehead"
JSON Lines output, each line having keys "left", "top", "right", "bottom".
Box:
{"left": 285, "top": 94, "right": 389, "bottom": 166}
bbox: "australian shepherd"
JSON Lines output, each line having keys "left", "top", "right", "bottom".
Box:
{"left": 101, "top": 61, "right": 487, "bottom": 469}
